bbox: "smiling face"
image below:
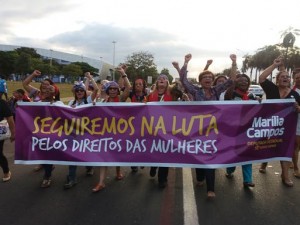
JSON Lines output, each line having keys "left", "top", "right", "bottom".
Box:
{"left": 41, "top": 85, "right": 55, "bottom": 101}
{"left": 199, "top": 73, "right": 214, "bottom": 89}
{"left": 74, "top": 88, "right": 86, "bottom": 100}
{"left": 235, "top": 75, "right": 250, "bottom": 92}
{"left": 107, "top": 85, "right": 119, "bottom": 98}
{"left": 134, "top": 79, "right": 144, "bottom": 93}
{"left": 276, "top": 71, "right": 291, "bottom": 88}
{"left": 156, "top": 75, "right": 169, "bottom": 91}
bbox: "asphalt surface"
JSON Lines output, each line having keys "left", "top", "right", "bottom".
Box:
{"left": 1, "top": 140, "right": 300, "bottom": 225}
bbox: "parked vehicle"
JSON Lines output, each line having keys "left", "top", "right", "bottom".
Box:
{"left": 248, "top": 85, "right": 264, "bottom": 97}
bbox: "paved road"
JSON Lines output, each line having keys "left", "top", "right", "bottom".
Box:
{"left": 1, "top": 140, "right": 300, "bottom": 225}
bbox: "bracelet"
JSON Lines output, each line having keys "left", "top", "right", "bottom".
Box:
{"left": 122, "top": 74, "right": 127, "bottom": 78}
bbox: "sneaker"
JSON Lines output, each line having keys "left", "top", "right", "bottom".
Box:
{"left": 2, "top": 171, "right": 11, "bottom": 182}
{"left": 40, "top": 179, "right": 51, "bottom": 188}
{"left": 243, "top": 182, "right": 255, "bottom": 188}
{"left": 64, "top": 179, "right": 77, "bottom": 189}
{"left": 86, "top": 168, "right": 94, "bottom": 176}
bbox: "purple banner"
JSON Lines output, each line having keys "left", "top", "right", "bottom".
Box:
{"left": 15, "top": 100, "right": 297, "bottom": 168}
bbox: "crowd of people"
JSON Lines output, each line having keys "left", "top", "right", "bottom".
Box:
{"left": 1, "top": 53, "right": 300, "bottom": 199}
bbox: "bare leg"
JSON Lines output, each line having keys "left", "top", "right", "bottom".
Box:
{"left": 293, "top": 135, "right": 300, "bottom": 177}
{"left": 116, "top": 166, "right": 124, "bottom": 180}
{"left": 281, "top": 161, "right": 293, "bottom": 187}
{"left": 92, "top": 166, "right": 107, "bottom": 192}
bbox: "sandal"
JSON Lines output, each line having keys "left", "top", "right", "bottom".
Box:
{"left": 294, "top": 172, "right": 300, "bottom": 179}
{"left": 207, "top": 191, "right": 216, "bottom": 198}
{"left": 282, "top": 179, "right": 293, "bottom": 187}
{"left": 116, "top": 173, "right": 124, "bottom": 180}
{"left": 92, "top": 184, "right": 105, "bottom": 193}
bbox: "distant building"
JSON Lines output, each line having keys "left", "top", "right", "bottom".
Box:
{"left": 0, "top": 44, "right": 114, "bottom": 81}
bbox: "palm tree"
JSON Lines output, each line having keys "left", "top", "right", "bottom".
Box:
{"left": 280, "top": 27, "right": 300, "bottom": 65}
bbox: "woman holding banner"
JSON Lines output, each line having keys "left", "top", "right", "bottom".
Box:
{"left": 147, "top": 74, "right": 173, "bottom": 188}
{"left": 92, "top": 64, "right": 131, "bottom": 192}
{"left": 224, "top": 74, "right": 256, "bottom": 188}
{"left": 177, "top": 53, "right": 237, "bottom": 198}
{"left": 259, "top": 56, "right": 300, "bottom": 187}
{"left": 64, "top": 72, "right": 99, "bottom": 189}
{"left": 292, "top": 69, "right": 300, "bottom": 178}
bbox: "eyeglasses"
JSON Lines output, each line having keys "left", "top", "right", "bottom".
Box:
{"left": 109, "top": 87, "right": 118, "bottom": 91}
{"left": 75, "top": 89, "right": 85, "bottom": 93}
{"left": 202, "top": 76, "right": 213, "bottom": 80}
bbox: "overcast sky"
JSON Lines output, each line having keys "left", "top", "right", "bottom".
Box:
{"left": 1, "top": 0, "right": 299, "bottom": 79}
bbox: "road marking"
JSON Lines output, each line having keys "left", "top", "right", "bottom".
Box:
{"left": 183, "top": 168, "right": 199, "bottom": 225}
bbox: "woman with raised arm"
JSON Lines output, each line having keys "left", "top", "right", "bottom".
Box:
{"left": 258, "top": 56, "right": 300, "bottom": 187}
{"left": 64, "top": 72, "right": 99, "bottom": 189}
{"left": 92, "top": 65, "right": 131, "bottom": 192}
{"left": 178, "top": 53, "right": 237, "bottom": 198}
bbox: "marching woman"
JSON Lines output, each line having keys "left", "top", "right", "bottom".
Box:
{"left": 64, "top": 72, "right": 99, "bottom": 189}
{"left": 258, "top": 56, "right": 300, "bottom": 187}
{"left": 92, "top": 65, "right": 131, "bottom": 192}
{"left": 147, "top": 74, "right": 173, "bottom": 188}
{"left": 224, "top": 74, "right": 256, "bottom": 188}
{"left": 178, "top": 53, "right": 237, "bottom": 198}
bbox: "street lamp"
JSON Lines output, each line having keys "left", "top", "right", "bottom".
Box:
{"left": 99, "top": 57, "right": 103, "bottom": 79}
{"left": 112, "top": 41, "right": 116, "bottom": 80}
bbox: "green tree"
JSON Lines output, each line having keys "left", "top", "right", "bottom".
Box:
{"left": 122, "top": 51, "right": 158, "bottom": 83}
{"left": 0, "top": 51, "right": 19, "bottom": 77}
{"left": 15, "top": 52, "right": 32, "bottom": 75}
{"left": 62, "top": 64, "right": 83, "bottom": 82}
{"left": 73, "top": 62, "right": 98, "bottom": 74}
{"left": 15, "top": 47, "right": 41, "bottom": 58}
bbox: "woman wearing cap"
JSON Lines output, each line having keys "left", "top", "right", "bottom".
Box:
{"left": 64, "top": 72, "right": 99, "bottom": 189}
{"left": 178, "top": 53, "right": 237, "bottom": 198}
{"left": 92, "top": 65, "right": 131, "bottom": 192}
{"left": 258, "top": 56, "right": 300, "bottom": 187}
{"left": 147, "top": 74, "right": 173, "bottom": 188}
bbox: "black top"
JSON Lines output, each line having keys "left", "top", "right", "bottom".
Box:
{"left": 261, "top": 79, "right": 300, "bottom": 104}
{"left": 0, "top": 99, "right": 12, "bottom": 121}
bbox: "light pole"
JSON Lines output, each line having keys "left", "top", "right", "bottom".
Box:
{"left": 49, "top": 49, "right": 53, "bottom": 77}
{"left": 99, "top": 57, "right": 103, "bottom": 79}
{"left": 112, "top": 41, "right": 116, "bottom": 80}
